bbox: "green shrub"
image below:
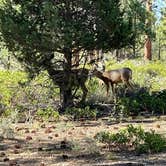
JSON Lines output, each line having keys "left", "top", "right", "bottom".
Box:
{"left": 87, "top": 59, "right": 166, "bottom": 115}
{"left": 95, "top": 124, "right": 166, "bottom": 153}
{"left": 137, "top": 130, "right": 166, "bottom": 153}
{"left": 65, "top": 106, "right": 97, "bottom": 120}
{"left": 117, "top": 88, "right": 166, "bottom": 115}
{"left": 0, "top": 70, "right": 59, "bottom": 119}
{"left": 36, "top": 107, "right": 59, "bottom": 121}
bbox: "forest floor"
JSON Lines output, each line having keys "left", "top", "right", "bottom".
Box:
{"left": 0, "top": 116, "right": 166, "bottom": 166}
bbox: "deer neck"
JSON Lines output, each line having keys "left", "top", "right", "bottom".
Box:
{"left": 94, "top": 71, "right": 104, "bottom": 79}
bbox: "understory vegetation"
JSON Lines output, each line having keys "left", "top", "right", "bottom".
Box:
{"left": 0, "top": 59, "right": 166, "bottom": 119}
{"left": 87, "top": 59, "right": 166, "bottom": 117}
{"left": 95, "top": 124, "right": 166, "bottom": 154}
{"left": 0, "top": 58, "right": 165, "bottom": 163}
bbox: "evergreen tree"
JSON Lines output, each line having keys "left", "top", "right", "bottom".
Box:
{"left": 0, "top": 0, "right": 146, "bottom": 108}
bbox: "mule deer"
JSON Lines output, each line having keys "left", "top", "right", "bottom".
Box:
{"left": 92, "top": 67, "right": 133, "bottom": 96}
{"left": 47, "top": 68, "right": 89, "bottom": 103}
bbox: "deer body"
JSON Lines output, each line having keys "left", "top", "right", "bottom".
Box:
{"left": 47, "top": 68, "right": 89, "bottom": 103}
{"left": 93, "top": 67, "right": 133, "bottom": 95}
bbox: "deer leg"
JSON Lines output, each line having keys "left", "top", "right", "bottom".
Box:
{"left": 123, "top": 80, "right": 133, "bottom": 96}
{"left": 111, "top": 83, "right": 115, "bottom": 96}
{"left": 103, "top": 81, "right": 110, "bottom": 96}
{"left": 127, "top": 81, "right": 134, "bottom": 90}
{"left": 124, "top": 81, "right": 133, "bottom": 90}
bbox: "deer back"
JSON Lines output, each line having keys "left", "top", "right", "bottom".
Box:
{"left": 102, "top": 67, "right": 132, "bottom": 83}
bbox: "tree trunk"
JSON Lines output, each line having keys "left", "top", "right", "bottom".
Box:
{"left": 61, "top": 88, "right": 73, "bottom": 109}
{"left": 144, "top": 0, "right": 152, "bottom": 60}
{"left": 116, "top": 49, "right": 119, "bottom": 61}
{"left": 144, "top": 35, "right": 152, "bottom": 60}
{"left": 158, "top": 38, "right": 161, "bottom": 60}
{"left": 7, "top": 55, "right": 11, "bottom": 70}
{"left": 73, "top": 51, "right": 79, "bottom": 67}
{"left": 61, "top": 49, "right": 73, "bottom": 109}
{"left": 133, "top": 14, "right": 136, "bottom": 58}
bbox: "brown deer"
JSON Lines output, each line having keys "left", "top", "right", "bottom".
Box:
{"left": 47, "top": 67, "right": 89, "bottom": 103}
{"left": 91, "top": 67, "right": 133, "bottom": 96}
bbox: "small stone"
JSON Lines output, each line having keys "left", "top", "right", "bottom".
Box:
{"left": 54, "top": 134, "right": 59, "bottom": 137}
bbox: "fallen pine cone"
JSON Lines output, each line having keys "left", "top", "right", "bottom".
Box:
{"left": 14, "top": 144, "right": 21, "bottom": 149}
{"left": 0, "top": 152, "right": 6, "bottom": 157}
{"left": 3, "top": 157, "right": 10, "bottom": 162}
{"left": 26, "top": 136, "right": 32, "bottom": 141}
{"left": 45, "top": 128, "right": 52, "bottom": 134}
{"left": 9, "top": 160, "right": 18, "bottom": 166}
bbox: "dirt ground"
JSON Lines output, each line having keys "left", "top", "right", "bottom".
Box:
{"left": 0, "top": 116, "right": 166, "bottom": 166}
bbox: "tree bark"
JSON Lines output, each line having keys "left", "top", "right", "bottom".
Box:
{"left": 158, "top": 38, "right": 161, "bottom": 60}
{"left": 144, "top": 35, "right": 152, "bottom": 60}
{"left": 61, "top": 49, "right": 73, "bottom": 109}
{"left": 116, "top": 49, "right": 119, "bottom": 61}
{"left": 144, "top": 0, "right": 152, "bottom": 60}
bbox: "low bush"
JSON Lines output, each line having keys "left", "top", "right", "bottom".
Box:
{"left": 117, "top": 89, "right": 166, "bottom": 115}
{"left": 65, "top": 106, "right": 97, "bottom": 120}
{"left": 0, "top": 71, "right": 59, "bottom": 119}
{"left": 95, "top": 124, "right": 166, "bottom": 153}
{"left": 36, "top": 107, "right": 60, "bottom": 121}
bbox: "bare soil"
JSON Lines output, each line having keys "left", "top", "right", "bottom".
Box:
{"left": 0, "top": 116, "right": 166, "bottom": 166}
